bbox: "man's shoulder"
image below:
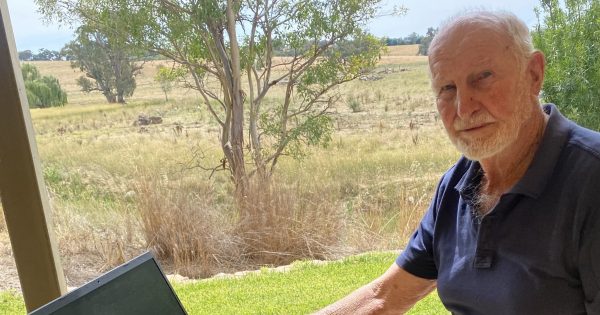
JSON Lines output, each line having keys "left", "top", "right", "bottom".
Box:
{"left": 557, "top": 123, "right": 600, "bottom": 193}
{"left": 567, "top": 123, "right": 600, "bottom": 162}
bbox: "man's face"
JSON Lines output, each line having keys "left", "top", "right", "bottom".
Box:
{"left": 429, "top": 25, "right": 534, "bottom": 160}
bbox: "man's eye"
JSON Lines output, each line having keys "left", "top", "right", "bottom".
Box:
{"left": 478, "top": 71, "right": 492, "bottom": 80}
{"left": 437, "top": 84, "right": 456, "bottom": 100}
{"left": 439, "top": 85, "right": 456, "bottom": 93}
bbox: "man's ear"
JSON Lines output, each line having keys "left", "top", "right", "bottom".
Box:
{"left": 528, "top": 51, "right": 545, "bottom": 96}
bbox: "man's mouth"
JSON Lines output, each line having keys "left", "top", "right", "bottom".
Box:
{"left": 459, "top": 122, "right": 493, "bottom": 132}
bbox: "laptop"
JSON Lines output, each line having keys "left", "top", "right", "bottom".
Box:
{"left": 29, "top": 251, "right": 188, "bottom": 315}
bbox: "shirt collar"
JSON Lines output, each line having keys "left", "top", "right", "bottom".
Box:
{"left": 454, "top": 159, "right": 482, "bottom": 204}
{"left": 454, "top": 104, "right": 571, "bottom": 199}
{"left": 508, "top": 104, "right": 571, "bottom": 198}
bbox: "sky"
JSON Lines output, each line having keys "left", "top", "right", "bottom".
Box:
{"left": 6, "top": 0, "right": 541, "bottom": 52}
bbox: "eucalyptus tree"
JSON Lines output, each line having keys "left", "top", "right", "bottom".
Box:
{"left": 64, "top": 23, "right": 144, "bottom": 104}
{"left": 37, "top": 0, "right": 387, "bottom": 200}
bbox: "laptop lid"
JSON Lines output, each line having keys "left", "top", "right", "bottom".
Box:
{"left": 29, "top": 251, "right": 187, "bottom": 315}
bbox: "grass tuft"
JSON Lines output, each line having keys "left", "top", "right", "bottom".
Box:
{"left": 236, "top": 181, "right": 344, "bottom": 266}
{"left": 136, "top": 178, "right": 238, "bottom": 278}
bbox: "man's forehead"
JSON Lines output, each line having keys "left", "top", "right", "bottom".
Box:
{"left": 436, "top": 25, "right": 508, "bottom": 52}
{"left": 430, "top": 39, "right": 493, "bottom": 67}
{"left": 430, "top": 53, "right": 494, "bottom": 72}
{"left": 429, "top": 27, "right": 511, "bottom": 73}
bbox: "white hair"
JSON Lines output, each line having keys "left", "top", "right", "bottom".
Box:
{"left": 430, "top": 10, "right": 534, "bottom": 62}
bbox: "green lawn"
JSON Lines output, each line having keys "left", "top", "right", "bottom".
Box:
{"left": 0, "top": 252, "right": 447, "bottom": 314}
{"left": 0, "top": 291, "right": 24, "bottom": 314}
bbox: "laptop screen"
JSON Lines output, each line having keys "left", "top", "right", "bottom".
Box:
{"left": 30, "top": 252, "right": 187, "bottom": 315}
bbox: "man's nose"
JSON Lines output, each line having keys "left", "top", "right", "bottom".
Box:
{"left": 455, "top": 89, "right": 480, "bottom": 119}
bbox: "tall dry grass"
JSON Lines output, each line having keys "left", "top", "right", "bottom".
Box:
{"left": 135, "top": 178, "right": 238, "bottom": 278}
{"left": 135, "top": 176, "right": 348, "bottom": 276}
{"left": 236, "top": 180, "right": 345, "bottom": 266}
{"left": 51, "top": 200, "right": 144, "bottom": 284}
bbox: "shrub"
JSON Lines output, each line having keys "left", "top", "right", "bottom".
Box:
{"left": 21, "top": 63, "right": 67, "bottom": 108}
{"left": 533, "top": 0, "right": 600, "bottom": 130}
{"left": 154, "top": 65, "right": 185, "bottom": 102}
{"left": 347, "top": 98, "right": 362, "bottom": 113}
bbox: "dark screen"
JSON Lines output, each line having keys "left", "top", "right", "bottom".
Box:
{"left": 30, "top": 255, "right": 187, "bottom": 315}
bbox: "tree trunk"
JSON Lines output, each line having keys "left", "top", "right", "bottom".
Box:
{"left": 117, "top": 92, "right": 125, "bottom": 104}
{"left": 226, "top": 0, "right": 248, "bottom": 201}
{"left": 249, "top": 98, "right": 267, "bottom": 180}
{"left": 104, "top": 92, "right": 116, "bottom": 103}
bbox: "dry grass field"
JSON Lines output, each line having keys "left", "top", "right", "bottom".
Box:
{"left": 379, "top": 44, "right": 426, "bottom": 64}
{"left": 0, "top": 45, "right": 458, "bottom": 291}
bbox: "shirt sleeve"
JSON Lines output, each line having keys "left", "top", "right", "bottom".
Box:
{"left": 395, "top": 177, "right": 445, "bottom": 280}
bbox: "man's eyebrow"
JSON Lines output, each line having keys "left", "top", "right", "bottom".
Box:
{"left": 430, "top": 74, "right": 449, "bottom": 88}
{"left": 468, "top": 58, "right": 493, "bottom": 68}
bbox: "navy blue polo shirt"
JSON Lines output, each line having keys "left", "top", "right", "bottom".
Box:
{"left": 397, "top": 104, "right": 600, "bottom": 314}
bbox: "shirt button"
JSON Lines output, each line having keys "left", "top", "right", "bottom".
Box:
{"left": 474, "top": 250, "right": 495, "bottom": 269}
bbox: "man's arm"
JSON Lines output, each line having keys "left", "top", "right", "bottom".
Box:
{"left": 314, "top": 263, "right": 436, "bottom": 314}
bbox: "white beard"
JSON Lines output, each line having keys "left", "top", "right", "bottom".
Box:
{"left": 451, "top": 90, "right": 533, "bottom": 160}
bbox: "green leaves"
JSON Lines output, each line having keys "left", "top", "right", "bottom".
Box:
{"left": 276, "top": 0, "right": 379, "bottom": 54}
{"left": 260, "top": 105, "right": 333, "bottom": 161}
{"left": 21, "top": 64, "right": 68, "bottom": 108}
{"left": 295, "top": 32, "right": 381, "bottom": 106}
{"left": 67, "top": 23, "right": 143, "bottom": 103}
{"left": 154, "top": 65, "right": 186, "bottom": 101}
{"left": 534, "top": 0, "right": 600, "bottom": 130}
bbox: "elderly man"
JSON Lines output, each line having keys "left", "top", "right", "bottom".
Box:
{"left": 317, "top": 10, "right": 600, "bottom": 315}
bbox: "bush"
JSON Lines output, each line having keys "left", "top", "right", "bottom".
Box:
{"left": 347, "top": 98, "right": 362, "bottom": 113}
{"left": 154, "top": 65, "right": 185, "bottom": 102}
{"left": 21, "top": 63, "right": 67, "bottom": 108}
{"left": 533, "top": 0, "right": 600, "bottom": 130}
